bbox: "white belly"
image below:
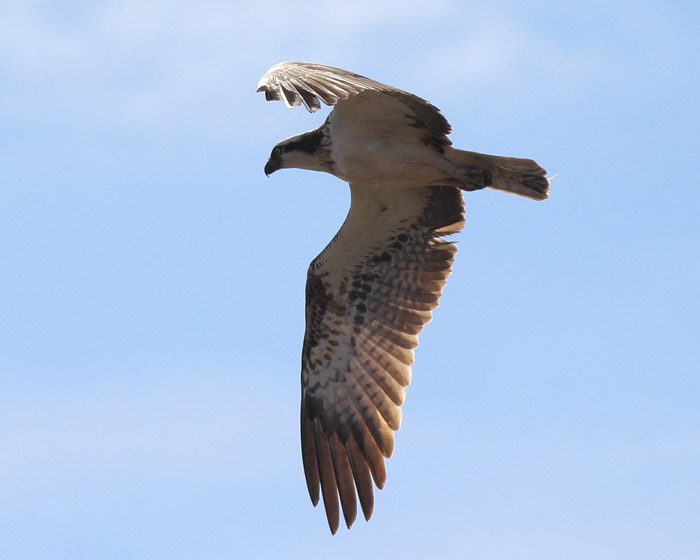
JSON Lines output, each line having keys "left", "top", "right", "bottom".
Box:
{"left": 328, "top": 110, "right": 456, "bottom": 186}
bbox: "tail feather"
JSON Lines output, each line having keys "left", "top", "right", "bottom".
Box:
{"left": 449, "top": 149, "right": 549, "bottom": 201}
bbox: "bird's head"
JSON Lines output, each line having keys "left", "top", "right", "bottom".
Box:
{"left": 264, "top": 127, "right": 330, "bottom": 176}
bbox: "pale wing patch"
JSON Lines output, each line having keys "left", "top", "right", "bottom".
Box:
{"left": 300, "top": 185, "right": 465, "bottom": 533}
{"left": 256, "top": 61, "right": 452, "bottom": 148}
{"left": 257, "top": 61, "right": 392, "bottom": 112}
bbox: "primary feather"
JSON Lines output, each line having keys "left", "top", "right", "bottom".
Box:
{"left": 258, "top": 61, "right": 548, "bottom": 533}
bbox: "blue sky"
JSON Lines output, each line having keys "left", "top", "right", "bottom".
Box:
{"left": 1, "top": 1, "right": 699, "bottom": 558}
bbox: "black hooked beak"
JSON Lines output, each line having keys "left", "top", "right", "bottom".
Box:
{"left": 264, "top": 155, "right": 281, "bottom": 177}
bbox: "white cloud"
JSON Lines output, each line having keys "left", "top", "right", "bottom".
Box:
{"left": 0, "top": 0, "right": 459, "bottom": 128}
{"left": 0, "top": 0, "right": 682, "bottom": 130}
{"left": 0, "top": 1, "right": 254, "bottom": 126}
{"left": 411, "top": 5, "right": 680, "bottom": 105}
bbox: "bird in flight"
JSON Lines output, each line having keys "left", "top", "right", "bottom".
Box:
{"left": 257, "top": 61, "right": 548, "bottom": 533}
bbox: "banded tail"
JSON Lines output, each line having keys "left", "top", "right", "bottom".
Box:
{"left": 450, "top": 149, "right": 550, "bottom": 201}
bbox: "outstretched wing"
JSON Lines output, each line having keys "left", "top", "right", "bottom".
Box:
{"left": 256, "top": 61, "right": 451, "bottom": 148}
{"left": 256, "top": 61, "right": 391, "bottom": 112}
{"left": 301, "top": 183, "right": 465, "bottom": 533}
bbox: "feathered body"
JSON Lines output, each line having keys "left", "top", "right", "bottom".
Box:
{"left": 257, "top": 61, "right": 548, "bottom": 533}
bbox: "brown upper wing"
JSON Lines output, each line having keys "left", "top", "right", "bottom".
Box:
{"left": 256, "top": 61, "right": 451, "bottom": 144}
{"left": 256, "top": 61, "right": 389, "bottom": 112}
{"left": 300, "top": 183, "right": 465, "bottom": 533}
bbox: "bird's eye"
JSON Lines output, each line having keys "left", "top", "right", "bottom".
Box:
{"left": 274, "top": 147, "right": 282, "bottom": 156}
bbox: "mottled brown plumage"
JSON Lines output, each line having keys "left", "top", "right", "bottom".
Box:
{"left": 300, "top": 185, "right": 464, "bottom": 532}
{"left": 257, "top": 61, "right": 548, "bottom": 533}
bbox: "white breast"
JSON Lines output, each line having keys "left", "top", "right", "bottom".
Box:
{"left": 327, "top": 94, "right": 456, "bottom": 186}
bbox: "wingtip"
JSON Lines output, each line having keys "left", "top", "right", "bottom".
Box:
{"left": 309, "top": 492, "right": 320, "bottom": 507}
{"left": 326, "top": 509, "right": 340, "bottom": 535}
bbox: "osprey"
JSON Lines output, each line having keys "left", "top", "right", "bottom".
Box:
{"left": 257, "top": 61, "right": 548, "bottom": 533}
